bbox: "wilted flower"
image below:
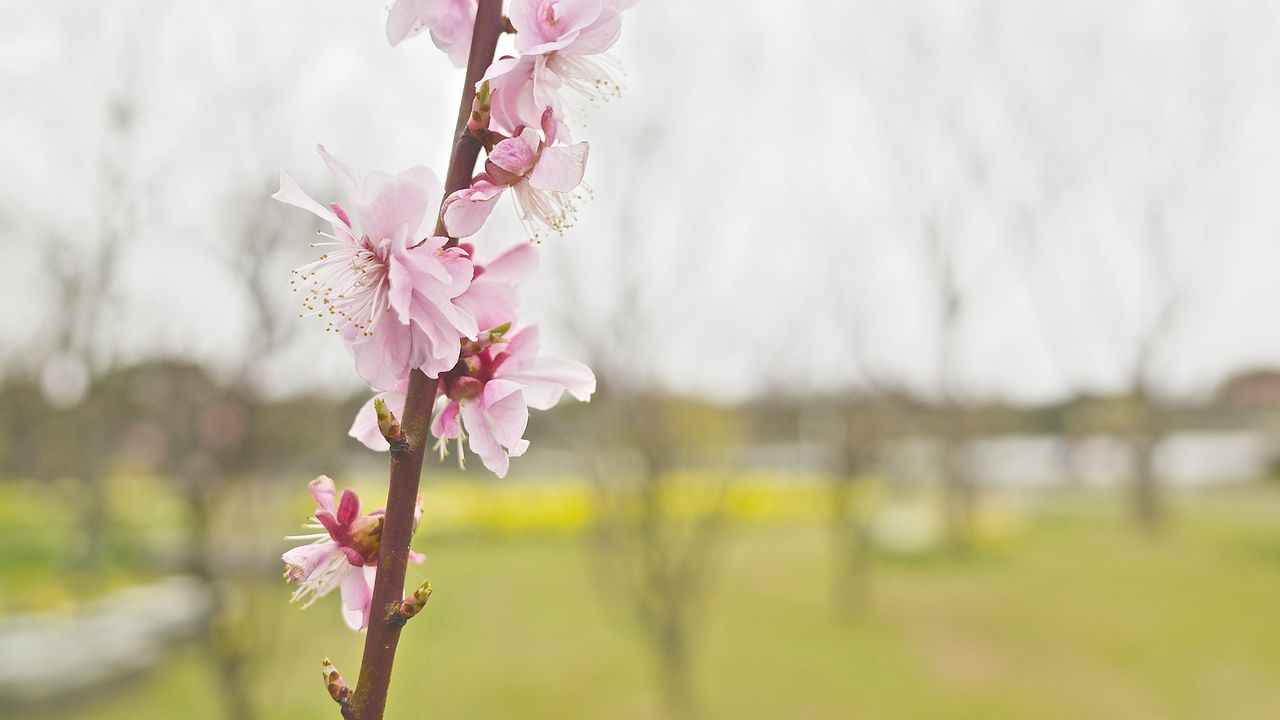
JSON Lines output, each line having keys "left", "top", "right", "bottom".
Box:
{"left": 273, "top": 146, "right": 477, "bottom": 389}
{"left": 386, "top": 0, "right": 478, "bottom": 67}
{"left": 444, "top": 110, "right": 588, "bottom": 240}
{"left": 282, "top": 476, "right": 424, "bottom": 631}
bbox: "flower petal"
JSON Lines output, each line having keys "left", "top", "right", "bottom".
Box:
{"left": 563, "top": 7, "right": 621, "bottom": 55}
{"left": 460, "top": 401, "right": 510, "bottom": 478}
{"left": 488, "top": 130, "right": 540, "bottom": 178}
{"left": 340, "top": 565, "right": 377, "bottom": 631}
{"left": 443, "top": 185, "right": 505, "bottom": 237}
{"left": 308, "top": 475, "right": 338, "bottom": 514}
{"left": 528, "top": 142, "right": 588, "bottom": 192}
{"left": 272, "top": 171, "right": 344, "bottom": 228}
{"left": 431, "top": 399, "right": 462, "bottom": 439}
{"left": 503, "top": 357, "right": 596, "bottom": 410}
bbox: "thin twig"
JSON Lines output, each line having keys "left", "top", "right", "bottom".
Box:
{"left": 341, "top": 3, "right": 505, "bottom": 717}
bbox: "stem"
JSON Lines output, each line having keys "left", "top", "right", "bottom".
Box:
{"left": 343, "top": 3, "right": 504, "bottom": 718}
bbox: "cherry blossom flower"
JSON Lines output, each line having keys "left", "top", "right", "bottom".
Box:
{"left": 483, "top": 0, "right": 637, "bottom": 133}
{"left": 349, "top": 242, "right": 539, "bottom": 451}
{"left": 273, "top": 146, "right": 478, "bottom": 389}
{"left": 386, "top": 0, "right": 478, "bottom": 67}
{"left": 282, "top": 476, "right": 424, "bottom": 631}
{"left": 443, "top": 110, "right": 588, "bottom": 239}
{"left": 434, "top": 325, "right": 595, "bottom": 477}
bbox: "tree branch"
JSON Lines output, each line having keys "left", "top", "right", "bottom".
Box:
{"left": 343, "top": 2, "right": 504, "bottom": 717}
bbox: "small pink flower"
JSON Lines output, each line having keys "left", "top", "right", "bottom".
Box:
{"left": 443, "top": 110, "right": 588, "bottom": 239}
{"left": 352, "top": 325, "right": 594, "bottom": 477}
{"left": 386, "top": 0, "right": 478, "bottom": 68}
{"left": 273, "top": 146, "right": 478, "bottom": 389}
{"left": 282, "top": 476, "right": 425, "bottom": 631}
{"left": 434, "top": 325, "right": 595, "bottom": 477}
{"left": 483, "top": 0, "right": 636, "bottom": 133}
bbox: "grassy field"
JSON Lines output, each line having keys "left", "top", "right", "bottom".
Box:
{"left": 19, "top": 484, "right": 1280, "bottom": 720}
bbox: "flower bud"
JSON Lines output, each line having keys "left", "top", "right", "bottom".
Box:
{"left": 390, "top": 579, "right": 433, "bottom": 626}
{"left": 346, "top": 514, "right": 384, "bottom": 564}
{"left": 321, "top": 657, "right": 352, "bottom": 705}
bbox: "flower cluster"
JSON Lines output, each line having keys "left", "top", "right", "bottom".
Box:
{"left": 279, "top": 0, "right": 635, "bottom": 628}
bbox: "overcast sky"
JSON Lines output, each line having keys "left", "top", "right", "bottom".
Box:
{"left": 2, "top": 0, "right": 1279, "bottom": 405}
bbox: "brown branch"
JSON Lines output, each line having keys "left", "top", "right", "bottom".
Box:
{"left": 342, "top": 2, "right": 504, "bottom": 717}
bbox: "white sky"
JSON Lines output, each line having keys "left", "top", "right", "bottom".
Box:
{"left": 2, "top": 0, "right": 1280, "bottom": 405}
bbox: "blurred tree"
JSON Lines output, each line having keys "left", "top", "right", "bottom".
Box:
{"left": 550, "top": 120, "right": 728, "bottom": 717}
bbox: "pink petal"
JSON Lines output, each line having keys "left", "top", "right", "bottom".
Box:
{"left": 396, "top": 166, "right": 445, "bottom": 238}
{"left": 347, "top": 321, "right": 415, "bottom": 391}
{"left": 308, "top": 475, "right": 338, "bottom": 514}
{"left": 282, "top": 542, "right": 338, "bottom": 583}
{"left": 340, "top": 566, "right": 377, "bottom": 631}
{"left": 357, "top": 172, "right": 431, "bottom": 243}
{"left": 481, "top": 242, "right": 539, "bottom": 285}
{"left": 503, "top": 357, "right": 596, "bottom": 410}
{"left": 481, "top": 384, "right": 530, "bottom": 449}
{"left": 396, "top": 241, "right": 455, "bottom": 285}
{"left": 387, "top": 245, "right": 416, "bottom": 324}
{"left": 460, "top": 402, "right": 510, "bottom": 478}
{"left": 487, "top": 130, "right": 539, "bottom": 178}
{"left": 502, "top": 326, "right": 541, "bottom": 368}
{"left": 528, "top": 142, "right": 588, "bottom": 192}
{"left": 483, "top": 55, "right": 542, "bottom": 133}
{"left": 456, "top": 281, "right": 516, "bottom": 332}
{"left": 563, "top": 7, "right": 622, "bottom": 55}
{"left": 336, "top": 488, "right": 361, "bottom": 526}
{"left": 386, "top": 0, "right": 423, "bottom": 46}
{"left": 272, "top": 171, "right": 344, "bottom": 228}
{"left": 317, "top": 145, "right": 362, "bottom": 212}
{"left": 443, "top": 186, "right": 505, "bottom": 237}
{"left": 431, "top": 12, "right": 476, "bottom": 68}
{"left": 315, "top": 511, "right": 342, "bottom": 538}
{"left": 482, "top": 378, "right": 527, "bottom": 407}
{"left": 431, "top": 399, "right": 462, "bottom": 439}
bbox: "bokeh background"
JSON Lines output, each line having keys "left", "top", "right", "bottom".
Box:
{"left": 4, "top": 0, "right": 1280, "bottom": 718}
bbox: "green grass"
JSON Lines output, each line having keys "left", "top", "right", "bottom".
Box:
{"left": 26, "top": 485, "right": 1280, "bottom": 720}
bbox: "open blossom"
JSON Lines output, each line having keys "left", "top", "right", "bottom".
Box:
{"left": 273, "top": 146, "right": 477, "bottom": 389}
{"left": 350, "top": 243, "right": 539, "bottom": 450}
{"left": 434, "top": 325, "right": 595, "bottom": 477}
{"left": 444, "top": 110, "right": 588, "bottom": 239}
{"left": 386, "top": 0, "right": 478, "bottom": 67}
{"left": 483, "top": 0, "right": 636, "bottom": 134}
{"left": 282, "top": 476, "right": 424, "bottom": 631}
{"left": 352, "top": 325, "right": 594, "bottom": 477}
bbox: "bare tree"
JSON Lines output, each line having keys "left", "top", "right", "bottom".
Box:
{"left": 549, "top": 120, "right": 727, "bottom": 716}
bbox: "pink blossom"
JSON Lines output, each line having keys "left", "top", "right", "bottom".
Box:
{"left": 433, "top": 325, "right": 595, "bottom": 477}
{"left": 282, "top": 476, "right": 424, "bottom": 631}
{"left": 352, "top": 325, "right": 594, "bottom": 477}
{"left": 386, "top": 0, "right": 478, "bottom": 68}
{"left": 273, "top": 146, "right": 478, "bottom": 389}
{"left": 349, "top": 243, "right": 539, "bottom": 451}
{"left": 483, "top": 0, "right": 636, "bottom": 133}
{"left": 443, "top": 110, "right": 588, "bottom": 239}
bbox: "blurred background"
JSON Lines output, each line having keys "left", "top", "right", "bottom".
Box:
{"left": 3, "top": 0, "right": 1280, "bottom": 718}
